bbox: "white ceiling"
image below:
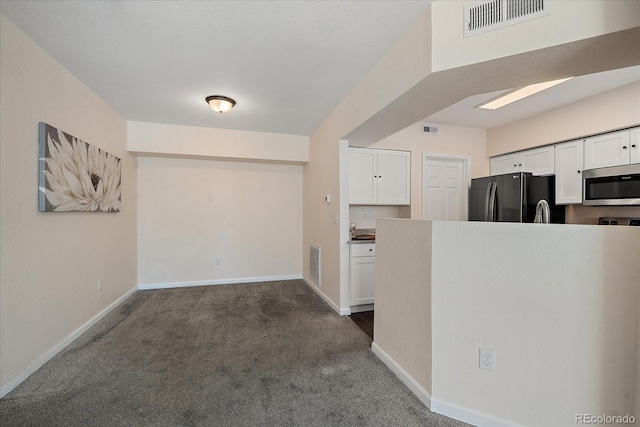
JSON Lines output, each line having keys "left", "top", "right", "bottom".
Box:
{"left": 425, "top": 65, "right": 640, "bottom": 129}
{"left": 2, "top": 1, "right": 639, "bottom": 136}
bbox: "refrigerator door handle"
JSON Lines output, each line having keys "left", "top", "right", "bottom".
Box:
{"left": 488, "top": 182, "right": 497, "bottom": 222}
{"left": 484, "top": 182, "right": 493, "bottom": 221}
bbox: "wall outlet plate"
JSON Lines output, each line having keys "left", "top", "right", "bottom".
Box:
{"left": 479, "top": 347, "right": 495, "bottom": 371}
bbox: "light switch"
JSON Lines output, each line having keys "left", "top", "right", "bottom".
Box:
{"left": 325, "top": 194, "right": 331, "bottom": 204}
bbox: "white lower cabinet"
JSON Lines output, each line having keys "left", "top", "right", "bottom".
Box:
{"left": 350, "top": 243, "right": 375, "bottom": 306}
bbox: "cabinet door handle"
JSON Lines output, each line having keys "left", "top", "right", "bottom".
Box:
{"left": 633, "top": 144, "right": 637, "bottom": 148}
{"left": 577, "top": 170, "right": 581, "bottom": 174}
{"left": 623, "top": 146, "right": 628, "bottom": 149}
{"left": 369, "top": 248, "right": 373, "bottom": 252}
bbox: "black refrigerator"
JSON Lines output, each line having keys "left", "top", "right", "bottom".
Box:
{"left": 469, "top": 172, "right": 565, "bottom": 223}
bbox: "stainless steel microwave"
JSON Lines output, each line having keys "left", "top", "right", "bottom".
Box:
{"left": 583, "top": 164, "right": 640, "bottom": 206}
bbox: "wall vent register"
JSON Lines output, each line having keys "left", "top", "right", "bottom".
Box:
{"left": 464, "top": 0, "right": 550, "bottom": 37}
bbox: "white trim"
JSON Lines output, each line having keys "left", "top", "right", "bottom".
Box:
{"left": 430, "top": 397, "right": 518, "bottom": 427}
{"left": 338, "top": 139, "right": 352, "bottom": 315}
{"left": 0, "top": 286, "right": 138, "bottom": 399}
{"left": 302, "top": 276, "right": 351, "bottom": 315}
{"left": 372, "top": 341, "right": 518, "bottom": 427}
{"left": 371, "top": 342, "right": 432, "bottom": 409}
{"left": 138, "top": 275, "right": 302, "bottom": 290}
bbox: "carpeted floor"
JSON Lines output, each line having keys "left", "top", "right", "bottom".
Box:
{"left": 0, "top": 280, "right": 468, "bottom": 426}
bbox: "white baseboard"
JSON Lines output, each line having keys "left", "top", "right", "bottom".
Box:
{"left": 372, "top": 342, "right": 517, "bottom": 427}
{"left": 302, "top": 277, "right": 350, "bottom": 315}
{"left": 0, "top": 286, "right": 138, "bottom": 399}
{"left": 371, "top": 342, "right": 432, "bottom": 409}
{"left": 138, "top": 275, "right": 302, "bottom": 291}
{"left": 430, "top": 397, "right": 517, "bottom": 427}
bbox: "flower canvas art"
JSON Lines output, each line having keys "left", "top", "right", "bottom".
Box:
{"left": 38, "top": 123, "right": 121, "bottom": 212}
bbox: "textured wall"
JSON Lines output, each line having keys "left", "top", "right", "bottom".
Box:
{"left": 374, "top": 219, "right": 639, "bottom": 425}
{"left": 137, "top": 156, "right": 302, "bottom": 286}
{"left": 0, "top": 16, "right": 137, "bottom": 389}
{"left": 429, "top": 222, "right": 639, "bottom": 425}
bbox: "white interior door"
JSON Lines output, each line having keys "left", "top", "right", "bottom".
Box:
{"left": 422, "top": 155, "right": 469, "bottom": 221}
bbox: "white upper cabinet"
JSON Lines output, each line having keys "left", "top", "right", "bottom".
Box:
{"left": 554, "top": 139, "right": 584, "bottom": 205}
{"left": 583, "top": 129, "right": 633, "bottom": 170}
{"left": 349, "top": 147, "right": 410, "bottom": 205}
{"left": 349, "top": 148, "right": 378, "bottom": 205}
{"left": 519, "top": 146, "right": 555, "bottom": 176}
{"left": 491, "top": 146, "right": 554, "bottom": 176}
{"left": 490, "top": 153, "right": 518, "bottom": 175}
{"left": 630, "top": 127, "right": 640, "bottom": 164}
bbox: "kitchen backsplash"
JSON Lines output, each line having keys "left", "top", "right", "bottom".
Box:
{"left": 565, "top": 205, "right": 640, "bottom": 225}
{"left": 349, "top": 205, "right": 400, "bottom": 229}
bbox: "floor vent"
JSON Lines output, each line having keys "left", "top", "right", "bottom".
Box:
{"left": 310, "top": 244, "right": 321, "bottom": 286}
{"left": 464, "top": 0, "right": 550, "bottom": 38}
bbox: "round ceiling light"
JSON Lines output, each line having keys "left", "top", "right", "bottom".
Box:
{"left": 206, "top": 95, "right": 236, "bottom": 114}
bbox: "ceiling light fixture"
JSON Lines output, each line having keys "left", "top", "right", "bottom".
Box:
{"left": 477, "top": 77, "right": 574, "bottom": 110}
{"left": 206, "top": 95, "right": 236, "bottom": 113}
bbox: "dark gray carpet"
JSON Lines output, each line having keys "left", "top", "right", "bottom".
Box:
{"left": 0, "top": 280, "right": 468, "bottom": 427}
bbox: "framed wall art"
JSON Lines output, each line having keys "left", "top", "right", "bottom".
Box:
{"left": 38, "top": 122, "right": 121, "bottom": 212}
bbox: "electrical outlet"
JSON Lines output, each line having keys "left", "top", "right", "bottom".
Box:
{"left": 479, "top": 348, "right": 495, "bottom": 371}
{"left": 98, "top": 279, "right": 103, "bottom": 291}
{"left": 215, "top": 257, "right": 221, "bottom": 266}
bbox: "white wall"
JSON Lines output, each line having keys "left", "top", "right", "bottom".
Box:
{"left": 430, "top": 0, "right": 640, "bottom": 72}
{"left": 137, "top": 156, "right": 302, "bottom": 286}
{"left": 366, "top": 123, "right": 488, "bottom": 220}
{"left": 349, "top": 206, "right": 400, "bottom": 230}
{"left": 0, "top": 16, "right": 137, "bottom": 392}
{"left": 374, "top": 219, "right": 640, "bottom": 426}
{"left": 430, "top": 222, "right": 639, "bottom": 426}
{"left": 128, "top": 121, "right": 308, "bottom": 164}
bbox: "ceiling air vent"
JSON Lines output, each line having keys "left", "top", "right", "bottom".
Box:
{"left": 464, "top": 0, "right": 550, "bottom": 38}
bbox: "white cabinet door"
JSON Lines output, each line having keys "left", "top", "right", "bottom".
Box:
{"left": 492, "top": 146, "right": 555, "bottom": 176}
{"left": 491, "top": 153, "right": 518, "bottom": 175}
{"left": 631, "top": 128, "right": 640, "bottom": 164}
{"left": 520, "top": 146, "right": 555, "bottom": 175}
{"left": 350, "top": 243, "right": 375, "bottom": 306}
{"left": 349, "top": 148, "right": 377, "bottom": 204}
{"left": 584, "top": 130, "right": 631, "bottom": 170}
{"left": 377, "top": 150, "right": 410, "bottom": 205}
{"left": 349, "top": 147, "right": 410, "bottom": 205}
{"left": 554, "top": 139, "right": 584, "bottom": 205}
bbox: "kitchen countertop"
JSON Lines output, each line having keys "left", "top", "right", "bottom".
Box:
{"left": 348, "top": 239, "right": 375, "bottom": 244}
{"left": 349, "top": 227, "right": 375, "bottom": 243}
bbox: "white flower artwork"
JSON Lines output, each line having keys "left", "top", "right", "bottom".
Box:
{"left": 38, "top": 123, "right": 121, "bottom": 212}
